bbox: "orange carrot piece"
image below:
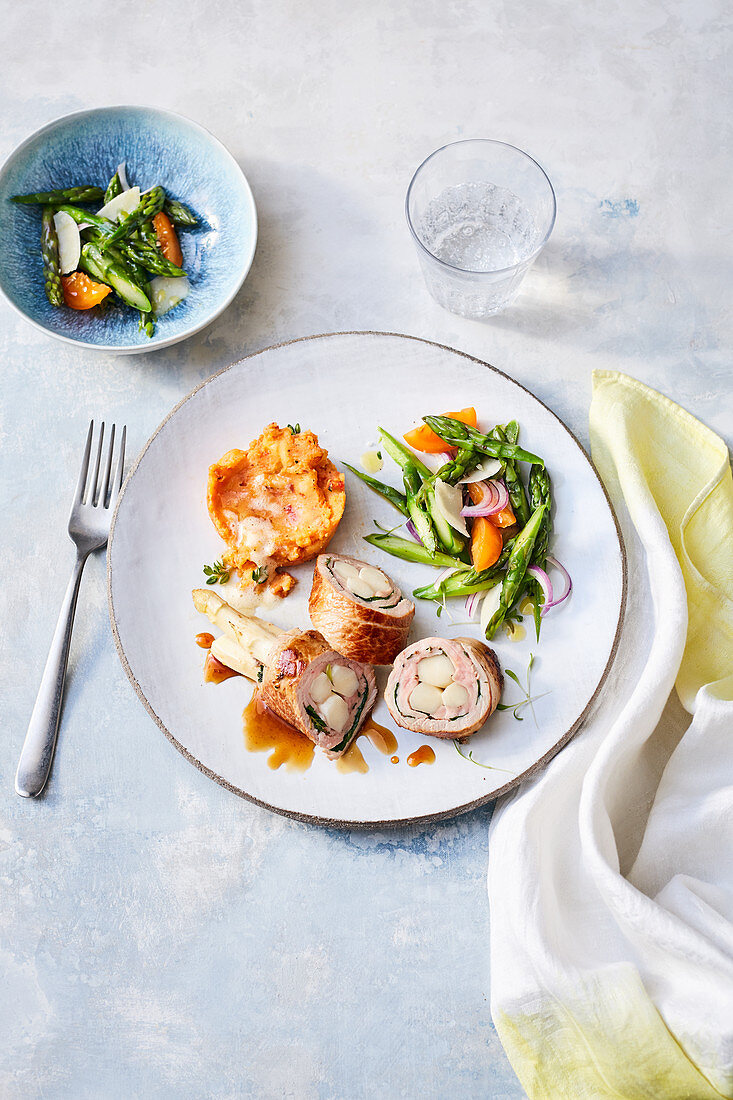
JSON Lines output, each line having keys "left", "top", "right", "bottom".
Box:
{"left": 61, "top": 272, "right": 111, "bottom": 310}
{"left": 467, "top": 483, "right": 515, "bottom": 528}
{"left": 152, "top": 211, "right": 183, "bottom": 267}
{"left": 470, "top": 516, "right": 503, "bottom": 570}
{"left": 403, "top": 407, "right": 477, "bottom": 453}
{"left": 491, "top": 504, "right": 516, "bottom": 528}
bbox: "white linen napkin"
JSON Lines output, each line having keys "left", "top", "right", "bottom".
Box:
{"left": 488, "top": 372, "right": 733, "bottom": 1099}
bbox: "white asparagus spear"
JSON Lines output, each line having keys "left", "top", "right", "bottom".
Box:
{"left": 192, "top": 589, "right": 284, "bottom": 679}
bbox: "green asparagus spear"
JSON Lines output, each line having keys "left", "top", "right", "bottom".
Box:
{"left": 528, "top": 464, "right": 552, "bottom": 563}
{"left": 434, "top": 447, "right": 483, "bottom": 485}
{"left": 407, "top": 447, "right": 475, "bottom": 556}
{"left": 378, "top": 429, "right": 439, "bottom": 554}
{"left": 11, "top": 185, "right": 104, "bottom": 205}
{"left": 499, "top": 421, "right": 530, "bottom": 525}
{"left": 378, "top": 428, "right": 432, "bottom": 479}
{"left": 135, "top": 219, "right": 159, "bottom": 246}
{"left": 342, "top": 463, "right": 408, "bottom": 516}
{"left": 420, "top": 480, "right": 467, "bottom": 556}
{"left": 101, "top": 186, "right": 166, "bottom": 249}
{"left": 55, "top": 205, "right": 115, "bottom": 233}
{"left": 139, "top": 310, "right": 155, "bottom": 338}
{"left": 117, "top": 240, "right": 186, "bottom": 278}
{"left": 526, "top": 464, "right": 553, "bottom": 637}
{"left": 422, "top": 416, "right": 544, "bottom": 466}
{"left": 413, "top": 547, "right": 514, "bottom": 601}
{"left": 485, "top": 503, "right": 547, "bottom": 639}
{"left": 41, "top": 207, "right": 63, "bottom": 307}
{"left": 363, "top": 533, "right": 463, "bottom": 569}
{"left": 163, "top": 198, "right": 198, "bottom": 226}
{"left": 402, "top": 461, "right": 439, "bottom": 554}
{"left": 79, "top": 242, "right": 151, "bottom": 312}
{"left": 103, "top": 170, "right": 124, "bottom": 205}
{"left": 379, "top": 427, "right": 469, "bottom": 555}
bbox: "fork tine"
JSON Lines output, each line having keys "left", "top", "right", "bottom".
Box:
{"left": 100, "top": 423, "right": 116, "bottom": 507}
{"left": 110, "top": 425, "right": 127, "bottom": 505}
{"left": 74, "top": 421, "right": 94, "bottom": 504}
{"left": 88, "top": 421, "right": 105, "bottom": 505}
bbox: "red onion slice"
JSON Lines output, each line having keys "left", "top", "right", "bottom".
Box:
{"left": 544, "top": 555, "right": 572, "bottom": 610}
{"left": 465, "top": 591, "right": 480, "bottom": 620}
{"left": 405, "top": 519, "right": 422, "bottom": 543}
{"left": 527, "top": 565, "right": 553, "bottom": 615}
{"left": 460, "top": 479, "right": 509, "bottom": 517}
{"left": 528, "top": 556, "right": 572, "bottom": 617}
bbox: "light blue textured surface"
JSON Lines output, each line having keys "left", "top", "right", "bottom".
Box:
{"left": 0, "top": 106, "right": 256, "bottom": 350}
{"left": 1, "top": 1, "right": 730, "bottom": 1098}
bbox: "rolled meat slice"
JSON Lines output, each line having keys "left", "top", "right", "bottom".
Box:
{"left": 309, "top": 553, "right": 415, "bottom": 665}
{"left": 385, "top": 636, "right": 503, "bottom": 739}
{"left": 192, "top": 589, "right": 376, "bottom": 758}
{"left": 261, "top": 630, "right": 377, "bottom": 757}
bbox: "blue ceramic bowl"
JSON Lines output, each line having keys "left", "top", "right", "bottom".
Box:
{"left": 0, "top": 106, "right": 257, "bottom": 353}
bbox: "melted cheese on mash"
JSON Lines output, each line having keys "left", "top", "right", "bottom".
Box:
{"left": 207, "top": 423, "right": 346, "bottom": 597}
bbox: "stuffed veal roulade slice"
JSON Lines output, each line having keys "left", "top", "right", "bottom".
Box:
{"left": 192, "top": 589, "right": 376, "bottom": 758}
{"left": 385, "top": 636, "right": 503, "bottom": 738}
{"left": 261, "top": 629, "right": 377, "bottom": 758}
{"left": 309, "top": 553, "right": 415, "bottom": 665}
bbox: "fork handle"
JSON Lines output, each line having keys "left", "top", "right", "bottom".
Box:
{"left": 15, "top": 552, "right": 90, "bottom": 798}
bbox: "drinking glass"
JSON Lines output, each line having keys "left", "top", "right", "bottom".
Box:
{"left": 406, "top": 139, "right": 556, "bottom": 318}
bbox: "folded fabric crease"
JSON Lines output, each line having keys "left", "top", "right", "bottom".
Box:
{"left": 489, "top": 370, "right": 733, "bottom": 1100}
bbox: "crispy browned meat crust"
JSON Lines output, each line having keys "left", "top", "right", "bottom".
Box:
{"left": 261, "top": 629, "right": 377, "bottom": 755}
{"left": 308, "top": 554, "right": 415, "bottom": 665}
{"left": 261, "top": 630, "right": 330, "bottom": 732}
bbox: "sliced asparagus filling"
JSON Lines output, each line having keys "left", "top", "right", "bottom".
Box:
{"left": 328, "top": 557, "right": 402, "bottom": 608}
{"left": 404, "top": 650, "right": 470, "bottom": 718}
{"left": 308, "top": 663, "right": 360, "bottom": 734}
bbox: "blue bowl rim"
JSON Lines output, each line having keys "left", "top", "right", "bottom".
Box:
{"left": 0, "top": 104, "right": 258, "bottom": 354}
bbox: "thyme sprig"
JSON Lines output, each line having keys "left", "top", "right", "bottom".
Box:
{"left": 203, "top": 559, "right": 230, "bottom": 585}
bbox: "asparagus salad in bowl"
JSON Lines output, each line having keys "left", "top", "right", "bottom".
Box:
{"left": 12, "top": 168, "right": 198, "bottom": 339}
{"left": 0, "top": 106, "right": 257, "bottom": 351}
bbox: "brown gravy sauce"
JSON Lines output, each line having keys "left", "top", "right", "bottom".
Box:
{"left": 361, "top": 719, "right": 398, "bottom": 756}
{"left": 242, "top": 694, "right": 315, "bottom": 772}
{"left": 407, "top": 745, "right": 436, "bottom": 768}
{"left": 203, "top": 652, "right": 241, "bottom": 683}
{"left": 235, "top": 695, "right": 413, "bottom": 778}
{"left": 335, "top": 740, "right": 369, "bottom": 774}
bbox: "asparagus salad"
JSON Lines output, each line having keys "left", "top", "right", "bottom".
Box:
{"left": 11, "top": 165, "right": 199, "bottom": 337}
{"left": 346, "top": 408, "right": 572, "bottom": 642}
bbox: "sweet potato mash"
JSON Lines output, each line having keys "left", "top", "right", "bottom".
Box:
{"left": 207, "top": 423, "right": 346, "bottom": 597}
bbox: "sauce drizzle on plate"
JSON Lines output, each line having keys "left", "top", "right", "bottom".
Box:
{"left": 361, "top": 719, "right": 398, "bottom": 756}
{"left": 242, "top": 694, "right": 315, "bottom": 772}
{"left": 335, "top": 741, "right": 369, "bottom": 774}
{"left": 407, "top": 745, "right": 436, "bottom": 768}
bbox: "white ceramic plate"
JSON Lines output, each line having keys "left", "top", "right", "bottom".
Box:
{"left": 108, "top": 332, "right": 625, "bottom": 826}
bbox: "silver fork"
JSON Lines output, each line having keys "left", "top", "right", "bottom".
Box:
{"left": 15, "top": 421, "right": 127, "bottom": 798}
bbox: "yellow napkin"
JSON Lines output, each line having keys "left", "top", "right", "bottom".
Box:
{"left": 591, "top": 370, "right": 733, "bottom": 705}
{"left": 488, "top": 372, "right": 733, "bottom": 1100}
